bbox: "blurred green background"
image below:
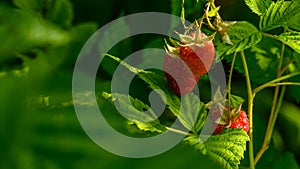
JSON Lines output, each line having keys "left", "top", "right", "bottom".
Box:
{"left": 0, "top": 0, "right": 299, "bottom": 169}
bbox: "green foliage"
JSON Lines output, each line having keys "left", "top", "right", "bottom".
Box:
{"left": 224, "top": 37, "right": 287, "bottom": 84}
{"left": 272, "top": 152, "right": 299, "bottom": 169}
{"left": 0, "top": 5, "right": 69, "bottom": 59}
{"left": 276, "top": 31, "right": 300, "bottom": 54}
{"left": 12, "top": 0, "right": 45, "bottom": 14}
{"left": 13, "top": 0, "right": 74, "bottom": 29}
{"left": 259, "top": 1, "right": 300, "bottom": 31}
{"left": 228, "top": 95, "right": 244, "bottom": 109}
{"left": 2, "top": 0, "right": 300, "bottom": 169}
{"left": 43, "top": 0, "right": 74, "bottom": 29}
{"left": 185, "top": 129, "right": 250, "bottom": 169}
{"left": 216, "top": 21, "right": 262, "bottom": 56}
{"left": 244, "top": 0, "right": 272, "bottom": 16}
{"left": 105, "top": 54, "right": 250, "bottom": 168}
{"left": 101, "top": 92, "right": 166, "bottom": 133}
{"left": 105, "top": 54, "right": 182, "bottom": 117}
{"left": 178, "top": 93, "right": 207, "bottom": 133}
{"left": 287, "top": 13, "right": 300, "bottom": 31}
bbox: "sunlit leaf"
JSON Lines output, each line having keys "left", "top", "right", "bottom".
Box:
{"left": 216, "top": 21, "right": 262, "bottom": 56}
{"left": 244, "top": 0, "right": 272, "bottom": 16}
{"left": 259, "top": 1, "right": 300, "bottom": 31}
{"left": 276, "top": 31, "right": 300, "bottom": 54}
{"left": 185, "top": 129, "right": 249, "bottom": 169}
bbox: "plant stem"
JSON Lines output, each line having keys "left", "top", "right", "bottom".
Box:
{"left": 278, "top": 42, "right": 285, "bottom": 76}
{"left": 254, "top": 86, "right": 286, "bottom": 164}
{"left": 253, "top": 72, "right": 300, "bottom": 94}
{"left": 240, "top": 50, "right": 255, "bottom": 169}
{"left": 227, "top": 52, "right": 237, "bottom": 109}
{"left": 254, "top": 42, "right": 285, "bottom": 164}
{"left": 166, "top": 127, "right": 191, "bottom": 136}
{"left": 260, "top": 32, "right": 279, "bottom": 40}
{"left": 255, "top": 82, "right": 300, "bottom": 91}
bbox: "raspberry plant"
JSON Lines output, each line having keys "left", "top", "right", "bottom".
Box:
{"left": 103, "top": 0, "right": 300, "bottom": 168}
{"left": 1, "top": 0, "right": 300, "bottom": 169}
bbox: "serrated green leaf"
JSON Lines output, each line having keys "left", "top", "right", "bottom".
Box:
{"left": 101, "top": 92, "right": 166, "bottom": 133}
{"left": 183, "top": 135, "right": 207, "bottom": 154}
{"left": 244, "top": 0, "right": 272, "bottom": 16}
{"left": 259, "top": 1, "right": 300, "bottom": 31}
{"left": 178, "top": 93, "right": 206, "bottom": 133}
{"left": 185, "top": 129, "right": 249, "bottom": 169}
{"left": 276, "top": 31, "right": 300, "bottom": 54}
{"left": 228, "top": 95, "right": 244, "bottom": 109}
{"left": 205, "top": 129, "right": 249, "bottom": 169}
{"left": 224, "top": 36, "right": 296, "bottom": 84}
{"left": 105, "top": 54, "right": 182, "bottom": 117}
{"left": 287, "top": 13, "right": 300, "bottom": 31}
{"left": 216, "top": 21, "right": 262, "bottom": 56}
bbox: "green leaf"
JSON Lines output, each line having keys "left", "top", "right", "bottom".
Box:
{"left": 0, "top": 6, "right": 70, "bottom": 59}
{"left": 288, "top": 75, "right": 300, "bottom": 102}
{"left": 216, "top": 21, "right": 262, "bottom": 56}
{"left": 178, "top": 93, "right": 207, "bottom": 133}
{"left": 105, "top": 54, "right": 182, "bottom": 117}
{"left": 272, "top": 152, "right": 299, "bottom": 169}
{"left": 244, "top": 0, "right": 272, "bottom": 16}
{"left": 44, "top": 0, "right": 74, "bottom": 29}
{"left": 185, "top": 129, "right": 250, "bottom": 169}
{"left": 276, "top": 31, "right": 300, "bottom": 54}
{"left": 207, "top": 6, "right": 220, "bottom": 17}
{"left": 228, "top": 95, "right": 244, "bottom": 109}
{"left": 259, "top": 1, "right": 300, "bottom": 31}
{"left": 101, "top": 92, "right": 166, "bottom": 133}
{"left": 12, "top": 0, "right": 74, "bottom": 29}
{"left": 292, "top": 51, "right": 300, "bottom": 72}
{"left": 287, "top": 13, "right": 300, "bottom": 31}
{"left": 184, "top": 135, "right": 206, "bottom": 154}
{"left": 224, "top": 36, "right": 296, "bottom": 84}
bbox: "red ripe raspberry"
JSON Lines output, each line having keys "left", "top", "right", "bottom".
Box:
{"left": 162, "top": 29, "right": 215, "bottom": 96}
{"left": 213, "top": 109, "right": 249, "bottom": 135}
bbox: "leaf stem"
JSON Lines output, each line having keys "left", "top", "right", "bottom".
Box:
{"left": 260, "top": 32, "right": 279, "bottom": 40}
{"left": 166, "top": 127, "right": 191, "bottom": 136}
{"left": 240, "top": 50, "right": 255, "bottom": 169}
{"left": 227, "top": 51, "right": 237, "bottom": 109}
